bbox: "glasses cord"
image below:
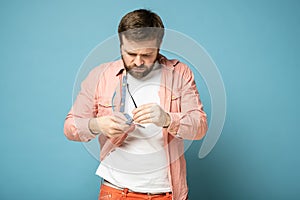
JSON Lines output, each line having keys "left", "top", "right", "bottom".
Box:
{"left": 126, "top": 83, "right": 138, "bottom": 108}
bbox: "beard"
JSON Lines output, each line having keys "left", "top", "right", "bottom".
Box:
{"left": 122, "top": 56, "right": 157, "bottom": 79}
{"left": 127, "top": 64, "right": 155, "bottom": 79}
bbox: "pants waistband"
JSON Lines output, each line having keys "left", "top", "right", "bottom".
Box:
{"left": 102, "top": 180, "right": 172, "bottom": 196}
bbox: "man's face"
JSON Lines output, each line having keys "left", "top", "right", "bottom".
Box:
{"left": 121, "top": 35, "right": 159, "bottom": 79}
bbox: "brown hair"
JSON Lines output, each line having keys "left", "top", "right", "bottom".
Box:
{"left": 118, "top": 9, "right": 165, "bottom": 46}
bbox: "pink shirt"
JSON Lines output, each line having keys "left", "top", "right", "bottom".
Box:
{"left": 64, "top": 55, "right": 208, "bottom": 200}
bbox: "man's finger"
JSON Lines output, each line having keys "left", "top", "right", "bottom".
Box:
{"left": 132, "top": 103, "right": 155, "bottom": 114}
{"left": 133, "top": 108, "right": 153, "bottom": 122}
{"left": 134, "top": 112, "right": 153, "bottom": 124}
{"left": 137, "top": 119, "right": 153, "bottom": 124}
{"left": 106, "top": 121, "right": 131, "bottom": 136}
{"left": 111, "top": 116, "right": 127, "bottom": 125}
{"left": 113, "top": 112, "right": 128, "bottom": 121}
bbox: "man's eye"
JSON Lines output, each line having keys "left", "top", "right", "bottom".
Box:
{"left": 128, "top": 53, "right": 136, "bottom": 56}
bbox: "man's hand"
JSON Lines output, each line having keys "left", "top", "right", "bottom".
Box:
{"left": 132, "top": 103, "right": 170, "bottom": 127}
{"left": 89, "top": 112, "right": 134, "bottom": 138}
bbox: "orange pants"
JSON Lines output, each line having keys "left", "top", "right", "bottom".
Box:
{"left": 98, "top": 184, "right": 172, "bottom": 200}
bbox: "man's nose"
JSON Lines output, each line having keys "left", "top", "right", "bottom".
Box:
{"left": 133, "top": 55, "right": 144, "bottom": 66}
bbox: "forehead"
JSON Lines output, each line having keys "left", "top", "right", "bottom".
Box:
{"left": 121, "top": 35, "right": 158, "bottom": 52}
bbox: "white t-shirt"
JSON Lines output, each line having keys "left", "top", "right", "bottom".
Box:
{"left": 96, "top": 64, "right": 171, "bottom": 193}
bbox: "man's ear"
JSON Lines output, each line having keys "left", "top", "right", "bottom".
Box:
{"left": 156, "top": 49, "right": 160, "bottom": 60}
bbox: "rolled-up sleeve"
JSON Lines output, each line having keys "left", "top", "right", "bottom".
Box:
{"left": 167, "top": 65, "right": 208, "bottom": 140}
{"left": 64, "top": 66, "right": 102, "bottom": 142}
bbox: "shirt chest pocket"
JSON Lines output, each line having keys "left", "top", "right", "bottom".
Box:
{"left": 96, "top": 97, "right": 115, "bottom": 117}
{"left": 170, "top": 91, "right": 181, "bottom": 112}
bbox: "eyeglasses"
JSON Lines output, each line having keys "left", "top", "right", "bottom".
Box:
{"left": 112, "top": 83, "right": 145, "bottom": 128}
{"left": 125, "top": 83, "right": 145, "bottom": 128}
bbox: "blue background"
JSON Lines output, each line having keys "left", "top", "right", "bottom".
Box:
{"left": 1, "top": 0, "right": 299, "bottom": 199}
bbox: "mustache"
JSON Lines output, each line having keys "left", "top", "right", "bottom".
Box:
{"left": 128, "top": 64, "right": 147, "bottom": 70}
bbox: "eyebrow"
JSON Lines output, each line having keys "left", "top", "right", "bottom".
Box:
{"left": 124, "top": 49, "right": 155, "bottom": 56}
